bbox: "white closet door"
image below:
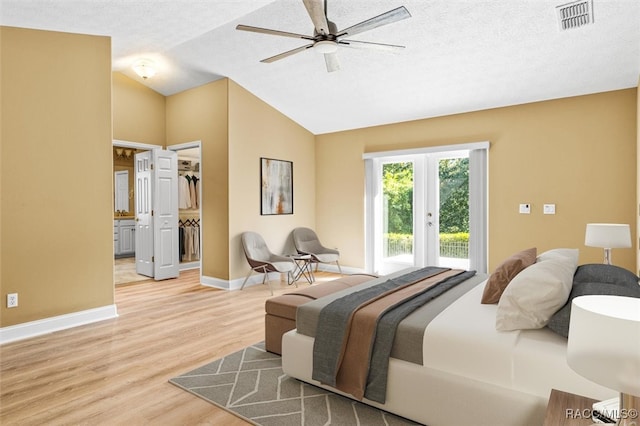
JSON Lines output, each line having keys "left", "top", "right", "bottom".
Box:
{"left": 135, "top": 151, "right": 154, "bottom": 277}
{"left": 152, "top": 149, "right": 179, "bottom": 280}
{"left": 134, "top": 149, "right": 179, "bottom": 280}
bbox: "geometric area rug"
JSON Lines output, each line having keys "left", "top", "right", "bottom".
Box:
{"left": 169, "top": 342, "right": 422, "bottom": 426}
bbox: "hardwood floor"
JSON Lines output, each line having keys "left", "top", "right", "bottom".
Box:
{"left": 0, "top": 269, "right": 341, "bottom": 425}
{"left": 114, "top": 256, "right": 151, "bottom": 285}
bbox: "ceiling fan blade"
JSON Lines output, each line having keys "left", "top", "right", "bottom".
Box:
{"left": 337, "top": 6, "right": 411, "bottom": 38}
{"left": 303, "top": 0, "right": 330, "bottom": 35}
{"left": 324, "top": 52, "right": 340, "bottom": 72}
{"left": 236, "top": 24, "right": 314, "bottom": 40}
{"left": 338, "top": 39, "right": 406, "bottom": 51}
{"left": 260, "top": 44, "right": 314, "bottom": 63}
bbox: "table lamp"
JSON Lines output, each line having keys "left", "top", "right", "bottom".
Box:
{"left": 585, "top": 223, "right": 632, "bottom": 265}
{"left": 567, "top": 295, "right": 640, "bottom": 426}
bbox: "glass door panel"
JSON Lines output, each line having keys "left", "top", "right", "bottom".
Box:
{"left": 436, "top": 155, "right": 470, "bottom": 269}
{"left": 379, "top": 160, "right": 414, "bottom": 274}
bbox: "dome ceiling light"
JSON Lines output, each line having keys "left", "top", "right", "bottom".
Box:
{"left": 132, "top": 58, "right": 157, "bottom": 80}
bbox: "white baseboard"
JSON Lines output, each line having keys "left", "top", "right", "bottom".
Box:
{"left": 202, "top": 265, "right": 366, "bottom": 292}
{"left": 179, "top": 261, "right": 200, "bottom": 271}
{"left": 315, "top": 263, "right": 366, "bottom": 275}
{"left": 201, "top": 272, "right": 282, "bottom": 291}
{"left": 0, "top": 304, "right": 118, "bottom": 345}
{"left": 200, "top": 274, "right": 231, "bottom": 290}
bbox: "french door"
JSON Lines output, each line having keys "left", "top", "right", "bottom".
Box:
{"left": 373, "top": 155, "right": 420, "bottom": 275}
{"left": 365, "top": 144, "right": 487, "bottom": 275}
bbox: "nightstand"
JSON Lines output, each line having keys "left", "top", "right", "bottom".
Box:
{"left": 543, "top": 389, "right": 600, "bottom": 426}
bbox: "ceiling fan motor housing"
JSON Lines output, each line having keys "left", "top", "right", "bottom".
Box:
{"left": 315, "top": 20, "right": 338, "bottom": 38}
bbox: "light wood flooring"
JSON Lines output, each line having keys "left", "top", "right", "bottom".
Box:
{"left": 114, "top": 257, "right": 150, "bottom": 285}
{"left": 0, "top": 269, "right": 341, "bottom": 425}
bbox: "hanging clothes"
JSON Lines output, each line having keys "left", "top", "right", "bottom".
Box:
{"left": 184, "top": 226, "right": 194, "bottom": 261}
{"left": 189, "top": 175, "right": 198, "bottom": 209}
{"left": 179, "top": 226, "right": 185, "bottom": 262}
{"left": 192, "top": 224, "right": 200, "bottom": 259}
{"left": 179, "top": 175, "right": 191, "bottom": 209}
{"left": 179, "top": 218, "right": 200, "bottom": 262}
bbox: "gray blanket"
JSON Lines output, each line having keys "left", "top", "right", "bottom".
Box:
{"left": 297, "top": 269, "right": 487, "bottom": 365}
{"left": 311, "top": 267, "right": 477, "bottom": 403}
{"left": 365, "top": 270, "right": 476, "bottom": 402}
{"left": 312, "top": 267, "right": 448, "bottom": 386}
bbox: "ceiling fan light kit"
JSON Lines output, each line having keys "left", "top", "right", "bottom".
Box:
{"left": 236, "top": 0, "right": 411, "bottom": 72}
{"left": 313, "top": 40, "right": 338, "bottom": 54}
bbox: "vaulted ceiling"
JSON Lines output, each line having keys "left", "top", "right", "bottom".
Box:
{"left": 2, "top": 0, "right": 639, "bottom": 134}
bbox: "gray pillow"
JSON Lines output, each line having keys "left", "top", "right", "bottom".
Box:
{"left": 547, "top": 266, "right": 640, "bottom": 338}
{"left": 572, "top": 263, "right": 639, "bottom": 288}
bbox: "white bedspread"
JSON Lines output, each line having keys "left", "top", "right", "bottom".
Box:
{"left": 423, "top": 282, "right": 616, "bottom": 401}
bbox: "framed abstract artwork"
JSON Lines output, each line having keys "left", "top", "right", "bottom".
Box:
{"left": 260, "top": 157, "right": 293, "bottom": 215}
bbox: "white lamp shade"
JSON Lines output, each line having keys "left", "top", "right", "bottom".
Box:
{"left": 585, "top": 223, "right": 632, "bottom": 248}
{"left": 567, "top": 295, "right": 640, "bottom": 397}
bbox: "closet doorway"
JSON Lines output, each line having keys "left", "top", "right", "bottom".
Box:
{"left": 112, "top": 139, "right": 202, "bottom": 285}
{"left": 112, "top": 140, "right": 162, "bottom": 285}
{"left": 168, "top": 141, "right": 202, "bottom": 277}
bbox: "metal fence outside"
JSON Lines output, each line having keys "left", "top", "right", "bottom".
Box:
{"left": 439, "top": 240, "right": 469, "bottom": 258}
{"left": 384, "top": 237, "right": 413, "bottom": 257}
{"left": 384, "top": 235, "right": 469, "bottom": 259}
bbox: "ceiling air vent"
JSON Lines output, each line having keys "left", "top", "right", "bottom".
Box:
{"left": 556, "top": 0, "right": 594, "bottom": 30}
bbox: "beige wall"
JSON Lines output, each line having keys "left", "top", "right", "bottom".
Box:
{"left": 316, "top": 89, "right": 637, "bottom": 273}
{"left": 112, "top": 73, "right": 165, "bottom": 217}
{"left": 166, "top": 80, "right": 230, "bottom": 279}
{"left": 637, "top": 76, "right": 640, "bottom": 276}
{"left": 0, "top": 27, "right": 114, "bottom": 327}
{"left": 1, "top": 25, "right": 635, "bottom": 332}
{"left": 227, "top": 81, "right": 316, "bottom": 280}
{"left": 112, "top": 72, "right": 165, "bottom": 145}
{"left": 165, "top": 79, "right": 315, "bottom": 281}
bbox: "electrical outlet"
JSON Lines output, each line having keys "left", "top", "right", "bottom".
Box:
{"left": 7, "top": 293, "right": 18, "bottom": 308}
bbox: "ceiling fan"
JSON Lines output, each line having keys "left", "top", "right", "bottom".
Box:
{"left": 236, "top": 0, "right": 411, "bottom": 72}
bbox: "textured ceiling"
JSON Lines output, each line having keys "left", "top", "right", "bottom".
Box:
{"left": 1, "top": 0, "right": 639, "bottom": 134}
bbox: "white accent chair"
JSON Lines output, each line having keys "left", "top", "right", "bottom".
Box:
{"left": 240, "top": 232, "right": 296, "bottom": 295}
{"left": 292, "top": 227, "right": 342, "bottom": 274}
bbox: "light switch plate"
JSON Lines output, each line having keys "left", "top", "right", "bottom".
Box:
{"left": 543, "top": 204, "right": 556, "bottom": 214}
{"left": 519, "top": 204, "right": 531, "bottom": 214}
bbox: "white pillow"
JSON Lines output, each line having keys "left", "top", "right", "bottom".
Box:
{"left": 537, "top": 248, "right": 579, "bottom": 262}
{"left": 496, "top": 249, "right": 578, "bottom": 331}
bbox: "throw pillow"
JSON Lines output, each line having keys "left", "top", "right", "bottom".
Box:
{"left": 573, "top": 263, "right": 640, "bottom": 287}
{"left": 537, "top": 248, "right": 580, "bottom": 262}
{"left": 495, "top": 249, "right": 578, "bottom": 331}
{"left": 547, "top": 265, "right": 640, "bottom": 337}
{"left": 481, "top": 247, "right": 537, "bottom": 304}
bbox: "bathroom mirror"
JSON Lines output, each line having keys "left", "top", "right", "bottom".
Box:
{"left": 114, "top": 170, "right": 129, "bottom": 212}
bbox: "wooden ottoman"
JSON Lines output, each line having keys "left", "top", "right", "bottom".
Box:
{"left": 264, "top": 274, "right": 377, "bottom": 354}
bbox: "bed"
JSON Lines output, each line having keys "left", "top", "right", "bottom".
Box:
{"left": 280, "top": 249, "right": 637, "bottom": 425}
